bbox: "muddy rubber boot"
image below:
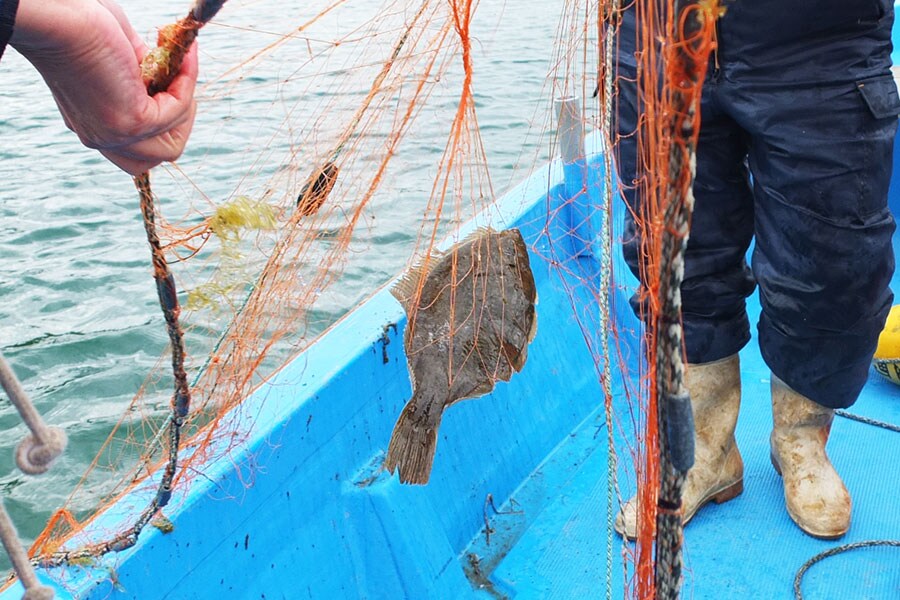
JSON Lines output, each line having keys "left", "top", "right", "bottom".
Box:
{"left": 615, "top": 354, "right": 744, "bottom": 539}
{"left": 770, "top": 375, "right": 851, "bottom": 539}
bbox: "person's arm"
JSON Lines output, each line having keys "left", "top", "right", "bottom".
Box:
{"left": 9, "top": 0, "right": 198, "bottom": 175}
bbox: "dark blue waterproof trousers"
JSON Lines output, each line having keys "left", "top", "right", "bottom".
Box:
{"left": 617, "top": 1, "right": 900, "bottom": 408}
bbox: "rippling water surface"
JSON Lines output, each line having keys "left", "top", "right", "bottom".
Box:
{"left": 0, "top": 0, "right": 566, "bottom": 559}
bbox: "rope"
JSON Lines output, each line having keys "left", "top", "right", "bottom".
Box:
{"left": 598, "top": 3, "right": 620, "bottom": 598}
{"left": 835, "top": 409, "right": 900, "bottom": 433}
{"left": 793, "top": 540, "right": 900, "bottom": 600}
{"left": 791, "top": 406, "right": 900, "bottom": 598}
{"left": 0, "top": 503, "right": 53, "bottom": 599}
{"left": 124, "top": 0, "right": 227, "bottom": 549}
{"left": 328, "top": 0, "right": 429, "bottom": 164}
{"left": 654, "top": 2, "right": 720, "bottom": 596}
{"left": 32, "top": 0, "right": 228, "bottom": 569}
{"left": 34, "top": 0, "right": 419, "bottom": 567}
{"left": 0, "top": 354, "right": 59, "bottom": 597}
{"left": 191, "top": 0, "right": 227, "bottom": 23}
{"left": 0, "top": 353, "right": 67, "bottom": 475}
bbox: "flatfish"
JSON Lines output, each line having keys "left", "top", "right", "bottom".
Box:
{"left": 384, "top": 227, "right": 537, "bottom": 484}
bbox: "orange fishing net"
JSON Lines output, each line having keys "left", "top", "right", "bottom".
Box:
{"left": 24, "top": 0, "right": 498, "bottom": 568}
{"left": 532, "top": 0, "right": 719, "bottom": 596}
{"left": 10, "top": 0, "right": 721, "bottom": 597}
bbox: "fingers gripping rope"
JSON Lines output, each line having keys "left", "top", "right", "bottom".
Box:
{"left": 31, "top": 1, "right": 229, "bottom": 571}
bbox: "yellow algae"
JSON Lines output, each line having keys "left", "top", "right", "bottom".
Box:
{"left": 208, "top": 196, "right": 277, "bottom": 241}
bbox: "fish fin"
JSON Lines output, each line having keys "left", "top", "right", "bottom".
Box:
{"left": 503, "top": 339, "right": 527, "bottom": 375}
{"left": 455, "top": 226, "right": 497, "bottom": 247}
{"left": 392, "top": 227, "right": 503, "bottom": 308}
{"left": 447, "top": 225, "right": 499, "bottom": 254}
{"left": 384, "top": 401, "right": 442, "bottom": 485}
{"left": 390, "top": 250, "right": 445, "bottom": 311}
{"left": 510, "top": 311, "right": 537, "bottom": 372}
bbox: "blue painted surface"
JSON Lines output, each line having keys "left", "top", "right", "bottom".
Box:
{"left": 484, "top": 153, "right": 900, "bottom": 597}
{"left": 12, "top": 119, "right": 895, "bottom": 598}
{"left": 1, "top": 143, "right": 626, "bottom": 599}
{"left": 6, "top": 20, "right": 900, "bottom": 598}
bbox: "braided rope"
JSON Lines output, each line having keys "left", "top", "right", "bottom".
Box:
{"left": 835, "top": 409, "right": 900, "bottom": 433}
{"left": 792, "top": 408, "right": 900, "bottom": 598}
{"left": 654, "top": 1, "right": 719, "bottom": 596}
{"left": 33, "top": 1, "right": 227, "bottom": 568}
{"left": 599, "top": 3, "right": 621, "bottom": 598}
{"left": 794, "top": 540, "right": 900, "bottom": 600}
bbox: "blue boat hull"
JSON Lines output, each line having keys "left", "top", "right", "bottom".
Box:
{"left": 7, "top": 56, "right": 900, "bottom": 600}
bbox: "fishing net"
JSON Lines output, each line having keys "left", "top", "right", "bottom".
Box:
{"left": 1, "top": 0, "right": 719, "bottom": 597}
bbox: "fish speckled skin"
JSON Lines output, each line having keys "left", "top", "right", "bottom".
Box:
{"left": 385, "top": 228, "right": 537, "bottom": 484}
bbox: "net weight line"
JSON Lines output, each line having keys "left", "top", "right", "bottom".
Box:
{"left": 32, "top": 0, "right": 228, "bottom": 568}
{"left": 653, "top": 1, "right": 720, "bottom": 597}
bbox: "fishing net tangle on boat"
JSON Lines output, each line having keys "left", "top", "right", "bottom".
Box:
{"left": 0, "top": 0, "right": 720, "bottom": 598}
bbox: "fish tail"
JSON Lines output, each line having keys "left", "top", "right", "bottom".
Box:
{"left": 384, "top": 403, "right": 442, "bottom": 485}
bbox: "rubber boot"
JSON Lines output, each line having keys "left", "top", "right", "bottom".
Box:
{"left": 770, "top": 375, "right": 851, "bottom": 539}
{"left": 614, "top": 354, "right": 744, "bottom": 539}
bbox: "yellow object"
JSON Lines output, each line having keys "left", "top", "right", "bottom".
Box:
{"left": 873, "top": 304, "right": 900, "bottom": 384}
{"left": 208, "top": 196, "right": 277, "bottom": 241}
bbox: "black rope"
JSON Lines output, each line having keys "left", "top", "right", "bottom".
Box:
{"left": 793, "top": 540, "right": 900, "bottom": 600}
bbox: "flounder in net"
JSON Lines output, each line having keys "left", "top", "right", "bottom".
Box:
{"left": 385, "top": 227, "right": 537, "bottom": 484}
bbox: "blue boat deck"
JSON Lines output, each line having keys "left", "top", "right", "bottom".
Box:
{"left": 4, "top": 122, "right": 900, "bottom": 600}
{"left": 467, "top": 286, "right": 900, "bottom": 599}
{"left": 460, "top": 131, "right": 900, "bottom": 598}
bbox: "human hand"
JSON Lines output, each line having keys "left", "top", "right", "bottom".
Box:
{"left": 10, "top": 0, "right": 198, "bottom": 175}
